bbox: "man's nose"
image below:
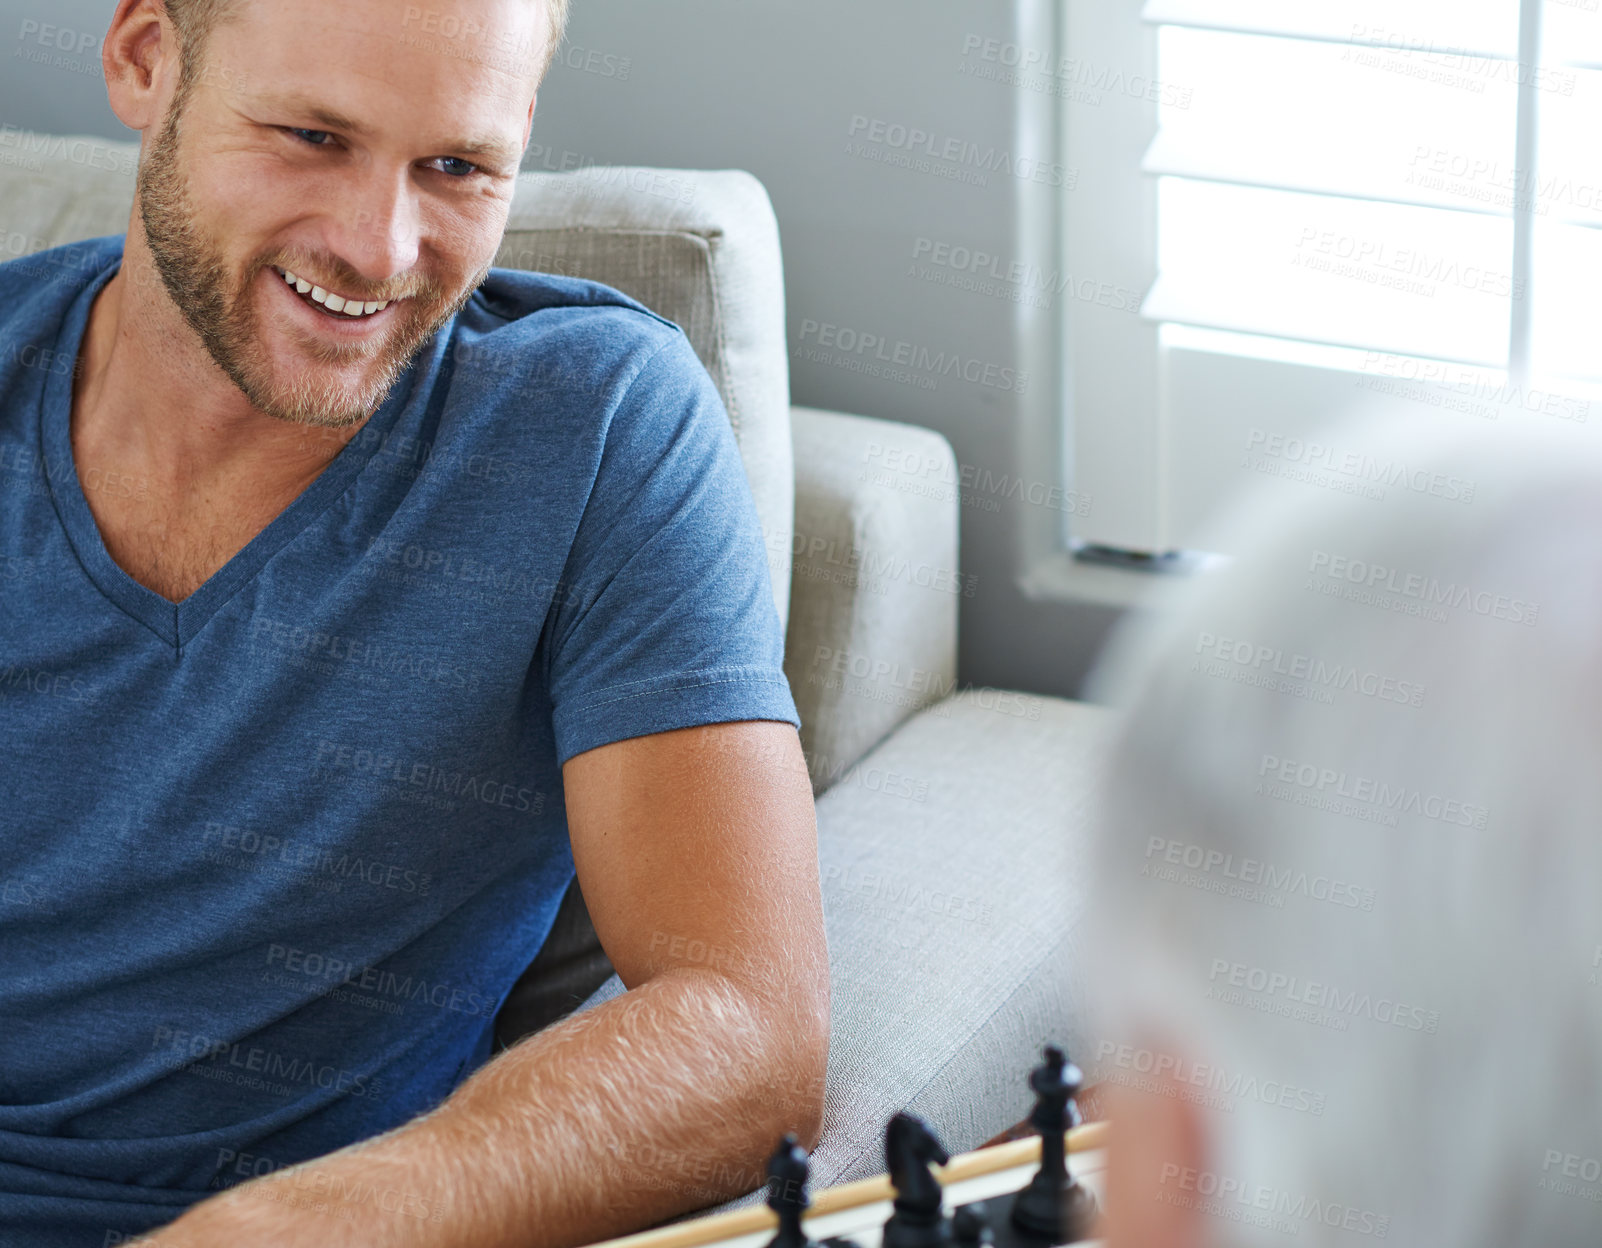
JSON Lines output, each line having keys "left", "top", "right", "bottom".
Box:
{"left": 329, "top": 169, "right": 422, "bottom": 287}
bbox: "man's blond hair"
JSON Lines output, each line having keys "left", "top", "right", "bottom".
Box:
{"left": 161, "top": 0, "right": 571, "bottom": 89}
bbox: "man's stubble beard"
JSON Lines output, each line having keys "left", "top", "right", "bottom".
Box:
{"left": 136, "top": 89, "right": 490, "bottom": 430}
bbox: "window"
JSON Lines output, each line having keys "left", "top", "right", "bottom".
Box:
{"left": 1064, "top": 0, "right": 1600, "bottom": 557}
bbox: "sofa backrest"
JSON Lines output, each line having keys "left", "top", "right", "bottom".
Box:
{"left": 0, "top": 130, "right": 794, "bottom": 626}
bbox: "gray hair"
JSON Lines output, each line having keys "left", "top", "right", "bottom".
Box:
{"left": 1085, "top": 409, "right": 1602, "bottom": 1246}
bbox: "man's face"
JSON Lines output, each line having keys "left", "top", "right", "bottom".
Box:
{"left": 137, "top": 0, "right": 545, "bottom": 428}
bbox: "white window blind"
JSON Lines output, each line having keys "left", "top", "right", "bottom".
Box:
{"left": 1072, "top": 0, "right": 1601, "bottom": 556}
{"left": 1140, "top": 0, "right": 1601, "bottom": 377}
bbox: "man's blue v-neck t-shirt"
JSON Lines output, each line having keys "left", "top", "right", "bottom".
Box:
{"left": 0, "top": 237, "right": 800, "bottom": 1244}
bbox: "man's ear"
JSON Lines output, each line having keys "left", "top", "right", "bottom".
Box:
{"left": 1103, "top": 1067, "right": 1211, "bottom": 1248}
{"left": 103, "top": 0, "right": 182, "bottom": 134}
{"left": 522, "top": 91, "right": 538, "bottom": 150}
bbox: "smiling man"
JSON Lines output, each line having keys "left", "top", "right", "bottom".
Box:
{"left": 0, "top": 1, "right": 827, "bottom": 1246}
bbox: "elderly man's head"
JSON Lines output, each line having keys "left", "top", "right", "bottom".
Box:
{"left": 1087, "top": 412, "right": 1602, "bottom": 1246}
{"left": 104, "top": 0, "right": 568, "bottom": 427}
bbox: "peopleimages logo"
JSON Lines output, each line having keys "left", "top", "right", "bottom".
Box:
{"left": 265, "top": 944, "right": 497, "bottom": 1018}
{"left": 1143, "top": 836, "right": 1376, "bottom": 911}
{"left": 1207, "top": 957, "right": 1441, "bottom": 1033}
{"left": 958, "top": 35, "right": 1194, "bottom": 109}
{"left": 1306, "top": 550, "right": 1540, "bottom": 627}
{"left": 845, "top": 115, "right": 1073, "bottom": 189}
{"left": 150, "top": 1025, "right": 384, "bottom": 1100}
{"left": 797, "top": 319, "right": 1028, "bottom": 395}
{"left": 1541, "top": 1148, "right": 1602, "bottom": 1202}
{"left": 313, "top": 739, "right": 545, "bottom": 815}
{"left": 1244, "top": 428, "right": 1475, "bottom": 504}
{"left": 248, "top": 617, "right": 483, "bottom": 689}
{"left": 910, "top": 238, "right": 1141, "bottom": 313}
{"left": 1259, "top": 753, "right": 1489, "bottom": 829}
{"left": 863, "top": 440, "right": 1092, "bottom": 517}
{"left": 1158, "top": 1165, "right": 1391, "bottom": 1238}
{"left": 1093, "top": 1041, "right": 1326, "bottom": 1115}
{"left": 1358, "top": 352, "right": 1591, "bottom": 423}
{"left": 0, "top": 125, "right": 137, "bottom": 175}
{"left": 1194, "top": 631, "right": 1426, "bottom": 708}
{"left": 1293, "top": 227, "right": 1520, "bottom": 299}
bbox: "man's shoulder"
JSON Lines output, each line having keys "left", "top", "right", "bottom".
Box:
{"left": 0, "top": 234, "right": 122, "bottom": 344}
{"left": 435, "top": 269, "right": 730, "bottom": 498}
{"left": 453, "top": 267, "right": 699, "bottom": 397}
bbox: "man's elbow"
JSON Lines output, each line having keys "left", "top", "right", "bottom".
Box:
{"left": 742, "top": 974, "right": 830, "bottom": 1154}
{"left": 783, "top": 1014, "right": 829, "bottom": 1152}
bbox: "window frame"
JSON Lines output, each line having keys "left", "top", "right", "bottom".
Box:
{"left": 1059, "top": 0, "right": 1550, "bottom": 558}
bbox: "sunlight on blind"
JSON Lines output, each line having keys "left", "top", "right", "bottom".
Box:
{"left": 1133, "top": 1, "right": 1602, "bottom": 380}
{"left": 1533, "top": 223, "right": 1602, "bottom": 378}
{"left": 1545, "top": 0, "right": 1602, "bottom": 66}
{"left": 1147, "top": 27, "right": 1518, "bottom": 210}
{"left": 1530, "top": 57, "right": 1601, "bottom": 377}
{"left": 1147, "top": 180, "right": 1514, "bottom": 363}
{"left": 1535, "top": 65, "right": 1602, "bottom": 229}
{"left": 1141, "top": 0, "right": 1519, "bottom": 56}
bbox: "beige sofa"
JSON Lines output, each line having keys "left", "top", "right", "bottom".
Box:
{"left": 0, "top": 128, "right": 1110, "bottom": 1208}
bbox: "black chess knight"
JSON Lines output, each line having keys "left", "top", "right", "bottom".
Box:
{"left": 882, "top": 1112, "right": 952, "bottom": 1248}
{"left": 1009, "top": 1046, "right": 1096, "bottom": 1242}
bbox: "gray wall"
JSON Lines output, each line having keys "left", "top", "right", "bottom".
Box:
{"left": 0, "top": 2, "right": 127, "bottom": 139}
{"left": 0, "top": 0, "right": 1120, "bottom": 700}
{"left": 531, "top": 0, "right": 1119, "bottom": 700}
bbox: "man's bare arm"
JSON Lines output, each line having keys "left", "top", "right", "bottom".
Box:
{"left": 150, "top": 720, "right": 829, "bottom": 1248}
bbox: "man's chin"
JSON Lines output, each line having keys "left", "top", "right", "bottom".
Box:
{"left": 237, "top": 361, "right": 393, "bottom": 429}
{"left": 234, "top": 322, "right": 416, "bottom": 428}
{"left": 243, "top": 302, "right": 450, "bottom": 428}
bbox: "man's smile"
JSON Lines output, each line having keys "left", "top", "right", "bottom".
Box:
{"left": 271, "top": 265, "right": 395, "bottom": 320}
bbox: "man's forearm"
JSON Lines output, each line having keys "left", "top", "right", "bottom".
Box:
{"left": 161, "top": 968, "right": 827, "bottom": 1248}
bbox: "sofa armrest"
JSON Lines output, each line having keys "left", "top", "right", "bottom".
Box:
{"left": 782, "top": 406, "right": 961, "bottom": 794}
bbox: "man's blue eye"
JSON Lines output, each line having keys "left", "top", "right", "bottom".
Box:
{"left": 437, "top": 157, "right": 477, "bottom": 178}
{"left": 290, "top": 129, "right": 332, "bottom": 145}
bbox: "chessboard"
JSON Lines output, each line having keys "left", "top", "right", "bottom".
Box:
{"left": 593, "top": 1048, "right": 1108, "bottom": 1248}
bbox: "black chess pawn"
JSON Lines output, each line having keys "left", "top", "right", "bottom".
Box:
{"left": 765, "top": 1133, "right": 813, "bottom": 1248}
{"left": 1009, "top": 1046, "right": 1097, "bottom": 1242}
{"left": 950, "top": 1201, "right": 995, "bottom": 1248}
{"left": 882, "top": 1112, "right": 952, "bottom": 1248}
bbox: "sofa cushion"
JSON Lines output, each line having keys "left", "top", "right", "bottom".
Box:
{"left": 806, "top": 686, "right": 1110, "bottom": 1186}
{"left": 785, "top": 406, "right": 960, "bottom": 794}
{"left": 0, "top": 131, "right": 139, "bottom": 251}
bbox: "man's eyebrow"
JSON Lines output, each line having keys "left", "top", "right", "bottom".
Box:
{"left": 258, "top": 94, "right": 521, "bottom": 166}
{"left": 258, "top": 95, "right": 372, "bottom": 136}
{"left": 448, "top": 136, "right": 523, "bottom": 165}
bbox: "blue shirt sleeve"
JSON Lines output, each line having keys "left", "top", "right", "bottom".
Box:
{"left": 544, "top": 329, "right": 800, "bottom": 766}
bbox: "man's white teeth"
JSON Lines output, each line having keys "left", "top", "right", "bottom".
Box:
{"left": 278, "top": 268, "right": 391, "bottom": 317}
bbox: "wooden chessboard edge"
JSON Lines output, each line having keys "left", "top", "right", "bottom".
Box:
{"left": 587, "top": 1120, "right": 1111, "bottom": 1248}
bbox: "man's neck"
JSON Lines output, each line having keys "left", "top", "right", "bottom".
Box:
{"left": 72, "top": 218, "right": 366, "bottom": 505}
{"left": 65, "top": 216, "right": 370, "bottom": 603}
